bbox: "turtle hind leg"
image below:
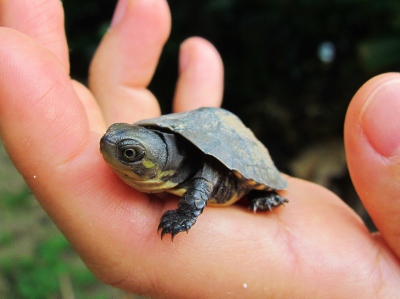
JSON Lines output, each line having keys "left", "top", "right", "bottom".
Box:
{"left": 158, "top": 178, "right": 213, "bottom": 240}
{"left": 247, "top": 190, "right": 288, "bottom": 213}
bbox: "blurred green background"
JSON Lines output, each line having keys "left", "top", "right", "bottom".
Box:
{"left": 1, "top": 0, "right": 400, "bottom": 297}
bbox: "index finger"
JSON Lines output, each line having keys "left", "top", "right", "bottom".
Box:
{"left": 89, "top": 0, "right": 171, "bottom": 125}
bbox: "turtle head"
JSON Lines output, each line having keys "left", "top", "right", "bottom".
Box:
{"left": 100, "top": 123, "right": 168, "bottom": 189}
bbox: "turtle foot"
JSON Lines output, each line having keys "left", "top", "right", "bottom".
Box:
{"left": 158, "top": 210, "right": 197, "bottom": 240}
{"left": 248, "top": 191, "right": 288, "bottom": 213}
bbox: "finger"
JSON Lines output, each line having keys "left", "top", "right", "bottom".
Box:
{"left": 345, "top": 72, "right": 400, "bottom": 258}
{"left": 173, "top": 37, "right": 224, "bottom": 112}
{"left": 89, "top": 0, "right": 171, "bottom": 125}
{"left": 0, "top": 0, "right": 69, "bottom": 72}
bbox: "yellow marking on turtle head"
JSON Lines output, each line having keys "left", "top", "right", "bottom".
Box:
{"left": 142, "top": 160, "right": 155, "bottom": 169}
{"left": 113, "top": 167, "right": 179, "bottom": 193}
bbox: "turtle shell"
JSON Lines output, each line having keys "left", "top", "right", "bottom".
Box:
{"left": 135, "top": 107, "right": 287, "bottom": 190}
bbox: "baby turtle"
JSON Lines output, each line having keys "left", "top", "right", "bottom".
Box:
{"left": 100, "top": 107, "right": 288, "bottom": 239}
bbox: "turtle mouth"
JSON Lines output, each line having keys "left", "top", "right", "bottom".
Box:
{"left": 100, "top": 134, "right": 118, "bottom": 165}
{"left": 100, "top": 134, "right": 115, "bottom": 148}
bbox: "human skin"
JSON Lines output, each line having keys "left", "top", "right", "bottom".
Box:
{"left": 0, "top": 0, "right": 400, "bottom": 298}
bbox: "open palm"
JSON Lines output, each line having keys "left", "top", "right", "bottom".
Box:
{"left": 0, "top": 0, "right": 399, "bottom": 298}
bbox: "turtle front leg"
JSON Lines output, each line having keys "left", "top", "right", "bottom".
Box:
{"left": 158, "top": 162, "right": 221, "bottom": 240}
{"left": 158, "top": 178, "right": 213, "bottom": 240}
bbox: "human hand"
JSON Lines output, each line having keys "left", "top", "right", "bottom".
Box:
{"left": 0, "top": 0, "right": 399, "bottom": 298}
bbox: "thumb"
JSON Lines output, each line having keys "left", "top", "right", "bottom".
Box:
{"left": 345, "top": 73, "right": 400, "bottom": 258}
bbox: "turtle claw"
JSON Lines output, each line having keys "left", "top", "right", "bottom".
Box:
{"left": 158, "top": 227, "right": 168, "bottom": 241}
{"left": 158, "top": 210, "right": 196, "bottom": 241}
{"left": 249, "top": 192, "right": 288, "bottom": 213}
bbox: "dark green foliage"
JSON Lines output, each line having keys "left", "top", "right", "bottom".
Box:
{"left": 0, "top": 232, "right": 13, "bottom": 246}
{"left": 2, "top": 187, "right": 31, "bottom": 210}
{"left": 63, "top": 0, "right": 116, "bottom": 82}
{"left": 161, "top": 0, "right": 399, "bottom": 166}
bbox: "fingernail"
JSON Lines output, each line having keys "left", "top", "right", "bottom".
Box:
{"left": 360, "top": 79, "right": 400, "bottom": 157}
{"left": 111, "top": 0, "right": 129, "bottom": 28}
{"left": 179, "top": 43, "right": 190, "bottom": 74}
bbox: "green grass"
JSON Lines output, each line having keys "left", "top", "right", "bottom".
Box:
{"left": 0, "top": 235, "right": 106, "bottom": 299}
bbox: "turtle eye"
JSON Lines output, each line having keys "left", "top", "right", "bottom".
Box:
{"left": 123, "top": 148, "right": 136, "bottom": 159}
{"left": 117, "top": 140, "right": 145, "bottom": 162}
